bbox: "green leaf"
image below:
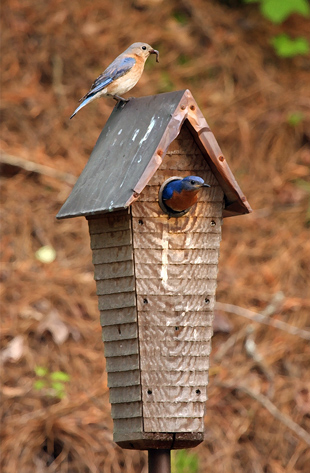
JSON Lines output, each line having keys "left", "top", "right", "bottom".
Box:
{"left": 50, "top": 371, "right": 70, "bottom": 382}
{"left": 271, "top": 34, "right": 310, "bottom": 57}
{"left": 172, "top": 450, "right": 199, "bottom": 473}
{"left": 34, "top": 380, "right": 46, "bottom": 390}
{"left": 294, "top": 179, "right": 310, "bottom": 194}
{"left": 159, "top": 72, "right": 174, "bottom": 93}
{"left": 287, "top": 112, "right": 304, "bottom": 126}
{"left": 35, "top": 366, "right": 48, "bottom": 377}
{"left": 51, "top": 382, "right": 65, "bottom": 392}
{"left": 173, "top": 11, "right": 188, "bottom": 25}
{"left": 261, "top": 0, "right": 310, "bottom": 24}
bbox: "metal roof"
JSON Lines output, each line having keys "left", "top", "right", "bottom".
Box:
{"left": 57, "top": 89, "right": 252, "bottom": 219}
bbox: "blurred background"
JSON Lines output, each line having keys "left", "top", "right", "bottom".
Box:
{"left": 1, "top": 0, "right": 310, "bottom": 472}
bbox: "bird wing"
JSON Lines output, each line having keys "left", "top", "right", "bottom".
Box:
{"left": 162, "top": 182, "right": 175, "bottom": 200}
{"left": 82, "top": 56, "right": 136, "bottom": 100}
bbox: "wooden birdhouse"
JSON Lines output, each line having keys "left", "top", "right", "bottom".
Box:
{"left": 57, "top": 90, "right": 251, "bottom": 451}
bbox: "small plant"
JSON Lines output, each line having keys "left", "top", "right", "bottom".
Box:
{"left": 34, "top": 366, "right": 70, "bottom": 399}
{"left": 287, "top": 111, "right": 304, "bottom": 127}
{"left": 244, "top": 0, "right": 310, "bottom": 57}
{"left": 171, "top": 449, "right": 199, "bottom": 473}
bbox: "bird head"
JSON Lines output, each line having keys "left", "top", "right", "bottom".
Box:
{"left": 128, "top": 42, "right": 159, "bottom": 63}
{"left": 181, "top": 176, "right": 210, "bottom": 191}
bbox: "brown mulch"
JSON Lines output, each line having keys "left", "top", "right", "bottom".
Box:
{"left": 1, "top": 0, "right": 310, "bottom": 472}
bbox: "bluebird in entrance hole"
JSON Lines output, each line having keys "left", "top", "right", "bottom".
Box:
{"left": 162, "top": 176, "right": 210, "bottom": 214}
{"left": 70, "top": 42, "right": 159, "bottom": 118}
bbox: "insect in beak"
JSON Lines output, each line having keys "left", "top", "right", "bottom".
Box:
{"left": 150, "top": 49, "right": 159, "bottom": 63}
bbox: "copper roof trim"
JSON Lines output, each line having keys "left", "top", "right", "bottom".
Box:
{"left": 127, "top": 89, "right": 252, "bottom": 216}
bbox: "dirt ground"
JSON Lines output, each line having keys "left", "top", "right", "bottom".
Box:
{"left": 1, "top": 0, "right": 310, "bottom": 472}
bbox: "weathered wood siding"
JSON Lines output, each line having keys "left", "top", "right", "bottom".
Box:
{"left": 88, "top": 210, "right": 143, "bottom": 438}
{"left": 132, "top": 123, "right": 224, "bottom": 434}
{"left": 88, "top": 124, "right": 224, "bottom": 448}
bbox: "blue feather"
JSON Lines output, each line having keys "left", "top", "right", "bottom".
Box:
{"left": 87, "top": 57, "right": 136, "bottom": 98}
{"left": 70, "top": 95, "right": 95, "bottom": 119}
{"left": 162, "top": 180, "right": 182, "bottom": 200}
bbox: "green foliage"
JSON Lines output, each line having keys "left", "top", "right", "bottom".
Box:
{"left": 159, "top": 71, "right": 175, "bottom": 93}
{"left": 173, "top": 11, "right": 189, "bottom": 25}
{"left": 271, "top": 34, "right": 309, "bottom": 57}
{"left": 287, "top": 111, "right": 304, "bottom": 126}
{"left": 50, "top": 371, "right": 71, "bottom": 382}
{"left": 34, "top": 366, "right": 48, "bottom": 377}
{"left": 34, "top": 366, "right": 70, "bottom": 399}
{"left": 171, "top": 450, "right": 199, "bottom": 473}
{"left": 177, "top": 54, "right": 191, "bottom": 66}
{"left": 243, "top": 0, "right": 310, "bottom": 57}
{"left": 261, "top": 0, "right": 309, "bottom": 24}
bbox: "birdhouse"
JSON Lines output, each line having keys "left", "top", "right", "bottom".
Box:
{"left": 57, "top": 89, "right": 252, "bottom": 451}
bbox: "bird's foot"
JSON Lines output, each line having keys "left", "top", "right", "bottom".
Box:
{"left": 113, "top": 95, "right": 130, "bottom": 102}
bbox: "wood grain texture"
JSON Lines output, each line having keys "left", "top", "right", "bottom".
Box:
{"left": 90, "top": 229, "right": 132, "bottom": 250}
{"left": 88, "top": 210, "right": 130, "bottom": 234}
{"left": 102, "top": 323, "right": 138, "bottom": 342}
{"left": 92, "top": 245, "right": 133, "bottom": 264}
{"left": 94, "top": 261, "right": 134, "bottom": 280}
{"left": 113, "top": 417, "right": 143, "bottom": 433}
{"left": 135, "top": 263, "right": 218, "bottom": 279}
{"left": 96, "top": 276, "right": 135, "bottom": 295}
{"left": 132, "top": 201, "right": 223, "bottom": 218}
{"left": 147, "top": 169, "right": 219, "bottom": 186}
{"left": 139, "top": 340, "right": 212, "bottom": 357}
{"left": 100, "top": 307, "right": 137, "bottom": 325}
{"left": 111, "top": 402, "right": 142, "bottom": 419}
{"left": 141, "top": 369, "right": 210, "bottom": 386}
{"left": 98, "top": 292, "right": 136, "bottom": 310}
{"left": 159, "top": 154, "right": 211, "bottom": 170}
{"left": 134, "top": 248, "right": 220, "bottom": 265}
{"left": 135, "top": 278, "right": 217, "bottom": 296}
{"left": 143, "top": 402, "right": 205, "bottom": 418}
{"left": 103, "top": 338, "right": 139, "bottom": 357}
{"left": 138, "top": 185, "right": 223, "bottom": 202}
{"left": 106, "top": 354, "right": 139, "bottom": 372}
{"left": 138, "top": 311, "right": 213, "bottom": 327}
{"left": 129, "top": 125, "right": 223, "bottom": 436}
{"left": 136, "top": 295, "right": 216, "bottom": 312}
{"left": 133, "top": 232, "right": 221, "bottom": 249}
{"left": 140, "top": 355, "right": 211, "bottom": 371}
{"left": 144, "top": 417, "right": 204, "bottom": 433}
{"left": 87, "top": 125, "right": 225, "bottom": 444}
{"left": 89, "top": 215, "right": 143, "bottom": 442}
{"left": 132, "top": 217, "right": 222, "bottom": 234}
{"left": 114, "top": 432, "right": 203, "bottom": 450}
{"left": 107, "top": 369, "right": 141, "bottom": 387}
{"left": 109, "top": 385, "right": 142, "bottom": 404}
{"left": 138, "top": 325, "right": 213, "bottom": 342}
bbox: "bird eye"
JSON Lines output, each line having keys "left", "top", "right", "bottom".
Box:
{"left": 190, "top": 180, "right": 195, "bottom": 185}
{"left": 142, "top": 46, "right": 147, "bottom": 50}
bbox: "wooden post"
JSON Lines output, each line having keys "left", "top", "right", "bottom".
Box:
{"left": 148, "top": 449, "right": 171, "bottom": 473}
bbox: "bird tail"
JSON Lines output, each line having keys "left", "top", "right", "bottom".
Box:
{"left": 70, "top": 95, "right": 96, "bottom": 119}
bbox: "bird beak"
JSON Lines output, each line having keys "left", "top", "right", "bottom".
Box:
{"left": 150, "top": 49, "right": 159, "bottom": 63}
{"left": 202, "top": 183, "right": 210, "bottom": 187}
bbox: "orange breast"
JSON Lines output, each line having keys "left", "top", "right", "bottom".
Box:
{"left": 165, "top": 189, "right": 199, "bottom": 211}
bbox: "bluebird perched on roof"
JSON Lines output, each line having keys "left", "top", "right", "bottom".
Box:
{"left": 70, "top": 42, "right": 159, "bottom": 119}
{"left": 162, "top": 176, "right": 210, "bottom": 213}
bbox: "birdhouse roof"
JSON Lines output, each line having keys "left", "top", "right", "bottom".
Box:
{"left": 57, "top": 89, "right": 252, "bottom": 219}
